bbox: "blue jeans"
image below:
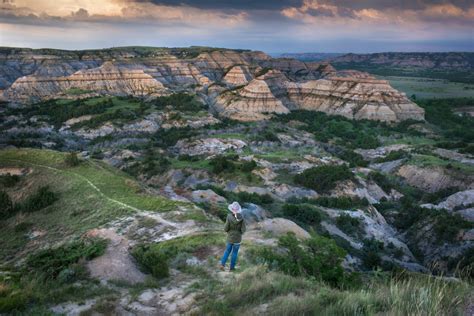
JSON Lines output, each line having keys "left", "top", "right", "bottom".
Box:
{"left": 220, "top": 242, "right": 240, "bottom": 269}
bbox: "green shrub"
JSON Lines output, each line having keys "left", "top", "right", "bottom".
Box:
{"left": 294, "top": 165, "right": 354, "bottom": 193}
{"left": 209, "top": 156, "right": 257, "bottom": 175}
{"left": 459, "top": 145, "right": 474, "bottom": 155}
{"left": 307, "top": 196, "right": 369, "bottom": 209}
{"left": 336, "top": 149, "right": 368, "bottom": 167}
{"left": 432, "top": 212, "right": 472, "bottom": 243}
{"left": 18, "top": 186, "right": 58, "bottom": 213}
{"left": 0, "top": 190, "right": 13, "bottom": 218}
{"left": 368, "top": 171, "right": 392, "bottom": 193}
{"left": 131, "top": 244, "right": 169, "bottom": 279}
{"left": 362, "top": 238, "right": 384, "bottom": 270}
{"left": 64, "top": 152, "right": 80, "bottom": 167}
{"left": 210, "top": 155, "right": 236, "bottom": 174}
{"left": 336, "top": 214, "right": 362, "bottom": 236}
{"left": 282, "top": 204, "right": 322, "bottom": 227}
{"left": 0, "top": 174, "right": 20, "bottom": 188}
{"left": 153, "top": 127, "right": 196, "bottom": 148}
{"left": 255, "top": 233, "right": 348, "bottom": 287}
{"left": 254, "top": 130, "right": 280, "bottom": 142}
{"left": 0, "top": 291, "right": 29, "bottom": 313}
{"left": 374, "top": 150, "right": 408, "bottom": 163}
{"left": 418, "top": 98, "right": 474, "bottom": 142}
{"left": 25, "top": 238, "right": 107, "bottom": 279}
{"left": 240, "top": 160, "right": 257, "bottom": 172}
{"left": 235, "top": 191, "right": 273, "bottom": 205}
{"left": 14, "top": 222, "right": 33, "bottom": 232}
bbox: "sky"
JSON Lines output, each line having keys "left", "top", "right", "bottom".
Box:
{"left": 0, "top": 0, "right": 473, "bottom": 53}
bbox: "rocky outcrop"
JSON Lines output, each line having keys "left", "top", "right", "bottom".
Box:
{"left": 1, "top": 46, "right": 424, "bottom": 123}
{"left": 215, "top": 70, "right": 424, "bottom": 122}
{"left": 397, "top": 164, "right": 474, "bottom": 193}
{"left": 215, "top": 71, "right": 290, "bottom": 121}
{"left": 4, "top": 62, "right": 168, "bottom": 103}
{"left": 222, "top": 65, "right": 252, "bottom": 86}
{"left": 172, "top": 138, "right": 247, "bottom": 156}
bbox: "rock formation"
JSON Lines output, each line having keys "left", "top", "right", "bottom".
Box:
{"left": 0, "top": 46, "right": 424, "bottom": 122}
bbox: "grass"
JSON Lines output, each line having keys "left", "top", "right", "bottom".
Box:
{"left": 0, "top": 148, "right": 181, "bottom": 261}
{"left": 169, "top": 157, "right": 212, "bottom": 170}
{"left": 408, "top": 154, "right": 474, "bottom": 174}
{"left": 199, "top": 266, "right": 472, "bottom": 315}
{"left": 381, "top": 135, "right": 436, "bottom": 146}
{"left": 254, "top": 148, "right": 314, "bottom": 163}
{"left": 379, "top": 76, "right": 474, "bottom": 99}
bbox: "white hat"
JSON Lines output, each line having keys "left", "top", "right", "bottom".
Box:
{"left": 228, "top": 201, "right": 242, "bottom": 214}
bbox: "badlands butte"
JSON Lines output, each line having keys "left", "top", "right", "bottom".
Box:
{"left": 0, "top": 46, "right": 424, "bottom": 122}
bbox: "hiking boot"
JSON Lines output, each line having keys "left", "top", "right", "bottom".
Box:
{"left": 219, "top": 265, "right": 226, "bottom": 271}
{"left": 229, "top": 268, "right": 236, "bottom": 272}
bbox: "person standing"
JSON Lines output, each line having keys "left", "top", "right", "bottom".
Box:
{"left": 220, "top": 202, "right": 246, "bottom": 271}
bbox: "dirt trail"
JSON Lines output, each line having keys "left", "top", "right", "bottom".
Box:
{"left": 4, "top": 158, "right": 177, "bottom": 227}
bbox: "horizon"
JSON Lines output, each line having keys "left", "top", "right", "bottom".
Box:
{"left": 1, "top": 45, "right": 474, "bottom": 55}
{"left": 1, "top": 1, "right": 473, "bottom": 53}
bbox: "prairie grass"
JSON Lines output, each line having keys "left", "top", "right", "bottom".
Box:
{"left": 199, "top": 266, "right": 472, "bottom": 316}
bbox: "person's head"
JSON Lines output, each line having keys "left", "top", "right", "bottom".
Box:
{"left": 228, "top": 201, "right": 242, "bottom": 214}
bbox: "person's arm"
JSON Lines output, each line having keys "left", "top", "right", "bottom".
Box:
{"left": 240, "top": 219, "right": 246, "bottom": 234}
{"left": 224, "top": 216, "right": 230, "bottom": 232}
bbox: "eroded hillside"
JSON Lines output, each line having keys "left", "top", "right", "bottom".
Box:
{"left": 0, "top": 46, "right": 424, "bottom": 122}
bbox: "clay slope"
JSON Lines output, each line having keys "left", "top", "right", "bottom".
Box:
{"left": 215, "top": 69, "right": 424, "bottom": 122}
{"left": 0, "top": 46, "right": 424, "bottom": 122}
{"left": 3, "top": 62, "right": 168, "bottom": 103}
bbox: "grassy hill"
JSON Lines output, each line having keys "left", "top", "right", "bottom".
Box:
{"left": 0, "top": 148, "right": 181, "bottom": 262}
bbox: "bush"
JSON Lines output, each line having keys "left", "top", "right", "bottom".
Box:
{"left": 282, "top": 203, "right": 322, "bottom": 226}
{"left": 294, "top": 165, "right": 354, "bottom": 193}
{"left": 459, "top": 145, "right": 474, "bottom": 155}
{"left": 131, "top": 244, "right": 169, "bottom": 279}
{"left": 0, "top": 190, "right": 13, "bottom": 218}
{"left": 374, "top": 150, "right": 407, "bottom": 163}
{"left": 25, "top": 238, "right": 107, "bottom": 279}
{"left": 368, "top": 171, "right": 392, "bottom": 193}
{"left": 18, "top": 186, "right": 58, "bottom": 213}
{"left": 153, "top": 127, "right": 196, "bottom": 148}
{"left": 209, "top": 156, "right": 257, "bottom": 175}
{"left": 236, "top": 191, "right": 274, "bottom": 205}
{"left": 240, "top": 160, "right": 257, "bottom": 172}
{"left": 254, "top": 130, "right": 280, "bottom": 142}
{"left": 255, "top": 233, "right": 348, "bottom": 287}
{"left": 210, "top": 156, "right": 236, "bottom": 174}
{"left": 336, "top": 214, "right": 362, "bottom": 236}
{"left": 336, "top": 149, "right": 368, "bottom": 167}
{"left": 0, "top": 174, "right": 20, "bottom": 188}
{"left": 362, "top": 238, "right": 384, "bottom": 270}
{"left": 64, "top": 152, "right": 80, "bottom": 167}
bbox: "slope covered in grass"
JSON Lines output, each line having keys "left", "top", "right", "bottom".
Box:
{"left": 0, "top": 148, "right": 181, "bottom": 261}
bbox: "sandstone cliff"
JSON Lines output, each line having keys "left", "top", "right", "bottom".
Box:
{"left": 0, "top": 46, "right": 424, "bottom": 122}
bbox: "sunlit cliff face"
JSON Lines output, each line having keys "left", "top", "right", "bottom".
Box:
{"left": 0, "top": 0, "right": 473, "bottom": 52}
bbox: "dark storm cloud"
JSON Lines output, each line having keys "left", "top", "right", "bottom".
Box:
{"left": 316, "top": 0, "right": 473, "bottom": 11}
{"left": 130, "top": 0, "right": 304, "bottom": 10}
{"left": 306, "top": 7, "right": 334, "bottom": 17}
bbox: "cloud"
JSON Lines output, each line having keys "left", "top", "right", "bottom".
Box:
{"left": 129, "top": 0, "right": 304, "bottom": 11}
{"left": 70, "top": 8, "right": 89, "bottom": 19}
{"left": 0, "top": 0, "right": 472, "bottom": 52}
